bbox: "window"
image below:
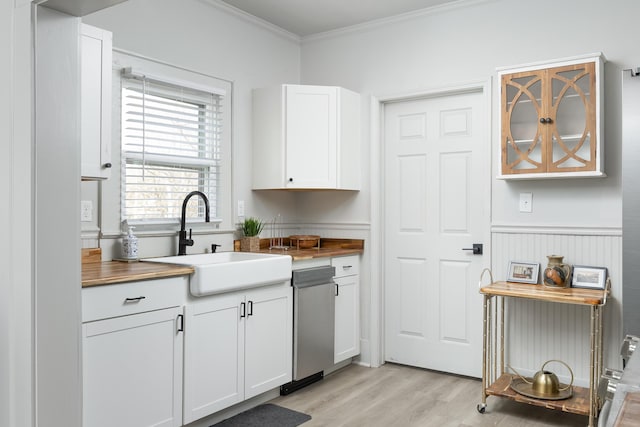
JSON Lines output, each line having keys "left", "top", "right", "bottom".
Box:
{"left": 120, "top": 68, "right": 225, "bottom": 225}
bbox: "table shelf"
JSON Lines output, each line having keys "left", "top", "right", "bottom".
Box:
{"left": 486, "top": 373, "right": 591, "bottom": 416}
{"left": 480, "top": 281, "right": 607, "bottom": 306}
{"left": 478, "top": 280, "right": 608, "bottom": 426}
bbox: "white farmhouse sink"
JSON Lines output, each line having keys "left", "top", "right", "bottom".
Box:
{"left": 144, "top": 252, "right": 292, "bottom": 296}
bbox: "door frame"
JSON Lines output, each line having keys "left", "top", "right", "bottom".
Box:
{"left": 368, "top": 79, "right": 493, "bottom": 368}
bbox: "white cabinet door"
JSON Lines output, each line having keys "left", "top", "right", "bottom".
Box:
{"left": 252, "top": 84, "right": 360, "bottom": 190}
{"left": 334, "top": 274, "right": 360, "bottom": 363}
{"left": 244, "top": 285, "right": 293, "bottom": 399}
{"left": 183, "top": 293, "right": 245, "bottom": 424}
{"left": 285, "top": 85, "right": 338, "bottom": 189}
{"left": 332, "top": 255, "right": 361, "bottom": 363}
{"left": 80, "top": 24, "right": 112, "bottom": 180}
{"left": 82, "top": 307, "right": 183, "bottom": 427}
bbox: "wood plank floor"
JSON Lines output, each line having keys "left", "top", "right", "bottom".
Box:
{"left": 271, "top": 363, "right": 589, "bottom": 426}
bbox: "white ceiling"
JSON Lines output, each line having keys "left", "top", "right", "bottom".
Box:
{"left": 220, "top": 0, "right": 463, "bottom": 37}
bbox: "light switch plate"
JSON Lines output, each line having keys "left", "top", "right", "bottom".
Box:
{"left": 81, "top": 200, "right": 93, "bottom": 222}
{"left": 237, "top": 200, "right": 245, "bottom": 217}
{"left": 519, "top": 193, "right": 533, "bottom": 213}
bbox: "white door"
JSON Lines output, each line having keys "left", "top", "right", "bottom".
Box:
{"left": 383, "top": 89, "right": 489, "bottom": 377}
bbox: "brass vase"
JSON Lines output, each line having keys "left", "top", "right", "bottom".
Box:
{"left": 543, "top": 255, "right": 572, "bottom": 288}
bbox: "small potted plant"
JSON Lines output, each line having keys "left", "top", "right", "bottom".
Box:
{"left": 240, "top": 217, "right": 264, "bottom": 252}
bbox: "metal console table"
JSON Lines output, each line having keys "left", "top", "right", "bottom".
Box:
{"left": 477, "top": 271, "right": 609, "bottom": 427}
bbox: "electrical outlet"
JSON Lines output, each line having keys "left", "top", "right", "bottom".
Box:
{"left": 519, "top": 193, "right": 533, "bottom": 213}
{"left": 237, "top": 200, "right": 245, "bottom": 217}
{"left": 81, "top": 200, "right": 93, "bottom": 222}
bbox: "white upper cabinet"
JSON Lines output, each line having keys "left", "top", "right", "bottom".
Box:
{"left": 81, "top": 23, "right": 112, "bottom": 180}
{"left": 252, "top": 84, "right": 361, "bottom": 190}
{"left": 498, "top": 53, "right": 605, "bottom": 179}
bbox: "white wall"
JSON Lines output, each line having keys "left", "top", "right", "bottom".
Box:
{"left": 82, "top": 0, "right": 302, "bottom": 258}
{"left": 2, "top": 2, "right": 34, "bottom": 426}
{"left": 36, "top": 7, "right": 83, "bottom": 426}
{"left": 299, "top": 0, "right": 640, "bottom": 228}
{"left": 74, "top": 0, "right": 640, "bottom": 374}
{"left": 297, "top": 0, "right": 640, "bottom": 369}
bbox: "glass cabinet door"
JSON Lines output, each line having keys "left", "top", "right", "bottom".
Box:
{"left": 548, "top": 62, "right": 596, "bottom": 172}
{"left": 502, "top": 70, "right": 545, "bottom": 174}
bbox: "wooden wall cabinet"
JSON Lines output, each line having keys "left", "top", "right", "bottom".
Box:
{"left": 252, "top": 84, "right": 361, "bottom": 190}
{"left": 498, "top": 53, "right": 605, "bottom": 179}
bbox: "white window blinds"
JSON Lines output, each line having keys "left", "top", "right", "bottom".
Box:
{"left": 120, "top": 69, "right": 224, "bottom": 223}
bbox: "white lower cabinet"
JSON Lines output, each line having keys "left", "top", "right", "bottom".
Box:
{"left": 82, "top": 277, "right": 186, "bottom": 427}
{"left": 332, "top": 255, "right": 360, "bottom": 363}
{"left": 183, "top": 282, "right": 292, "bottom": 424}
{"left": 82, "top": 306, "right": 184, "bottom": 427}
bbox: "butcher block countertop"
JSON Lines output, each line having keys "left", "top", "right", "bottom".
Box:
{"left": 237, "top": 237, "right": 364, "bottom": 261}
{"left": 82, "top": 260, "right": 194, "bottom": 288}
{"left": 82, "top": 238, "right": 363, "bottom": 287}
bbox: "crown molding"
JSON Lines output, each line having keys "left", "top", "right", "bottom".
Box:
{"left": 302, "top": 0, "right": 497, "bottom": 44}
{"left": 199, "top": 0, "right": 301, "bottom": 43}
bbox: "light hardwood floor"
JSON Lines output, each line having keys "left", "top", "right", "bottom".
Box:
{"left": 272, "top": 363, "right": 588, "bottom": 426}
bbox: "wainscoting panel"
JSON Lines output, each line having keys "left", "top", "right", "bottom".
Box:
{"left": 491, "top": 230, "right": 622, "bottom": 386}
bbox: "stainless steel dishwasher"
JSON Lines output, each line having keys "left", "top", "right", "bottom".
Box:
{"left": 281, "top": 265, "right": 336, "bottom": 395}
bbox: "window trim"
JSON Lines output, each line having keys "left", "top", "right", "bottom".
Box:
{"left": 107, "top": 50, "right": 233, "bottom": 235}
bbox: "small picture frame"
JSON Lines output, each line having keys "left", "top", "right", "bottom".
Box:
{"left": 571, "top": 266, "right": 608, "bottom": 290}
{"left": 507, "top": 261, "right": 540, "bottom": 284}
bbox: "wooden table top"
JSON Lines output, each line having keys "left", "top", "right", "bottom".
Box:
{"left": 480, "top": 281, "right": 608, "bottom": 306}
{"left": 82, "top": 261, "right": 194, "bottom": 288}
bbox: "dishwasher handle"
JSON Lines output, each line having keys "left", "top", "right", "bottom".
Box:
{"left": 293, "top": 279, "right": 336, "bottom": 289}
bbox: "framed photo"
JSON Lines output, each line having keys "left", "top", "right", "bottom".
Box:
{"left": 507, "top": 261, "right": 540, "bottom": 284}
{"left": 571, "top": 266, "right": 608, "bottom": 290}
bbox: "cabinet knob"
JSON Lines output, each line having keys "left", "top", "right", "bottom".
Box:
{"left": 288, "top": 177, "right": 293, "bottom": 182}
{"left": 104, "top": 162, "right": 112, "bottom": 168}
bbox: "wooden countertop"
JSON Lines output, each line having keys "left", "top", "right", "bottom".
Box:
{"left": 480, "top": 281, "right": 608, "bottom": 306}
{"left": 82, "top": 238, "right": 363, "bottom": 287}
{"left": 82, "top": 261, "right": 194, "bottom": 288}
{"left": 240, "top": 237, "right": 364, "bottom": 261}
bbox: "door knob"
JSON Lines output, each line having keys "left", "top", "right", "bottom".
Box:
{"left": 462, "top": 243, "right": 483, "bottom": 255}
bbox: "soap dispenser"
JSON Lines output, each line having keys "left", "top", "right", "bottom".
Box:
{"left": 121, "top": 226, "right": 139, "bottom": 260}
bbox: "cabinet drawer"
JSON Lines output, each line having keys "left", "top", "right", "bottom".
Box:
{"left": 83, "top": 276, "right": 186, "bottom": 322}
{"left": 331, "top": 255, "right": 359, "bottom": 278}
